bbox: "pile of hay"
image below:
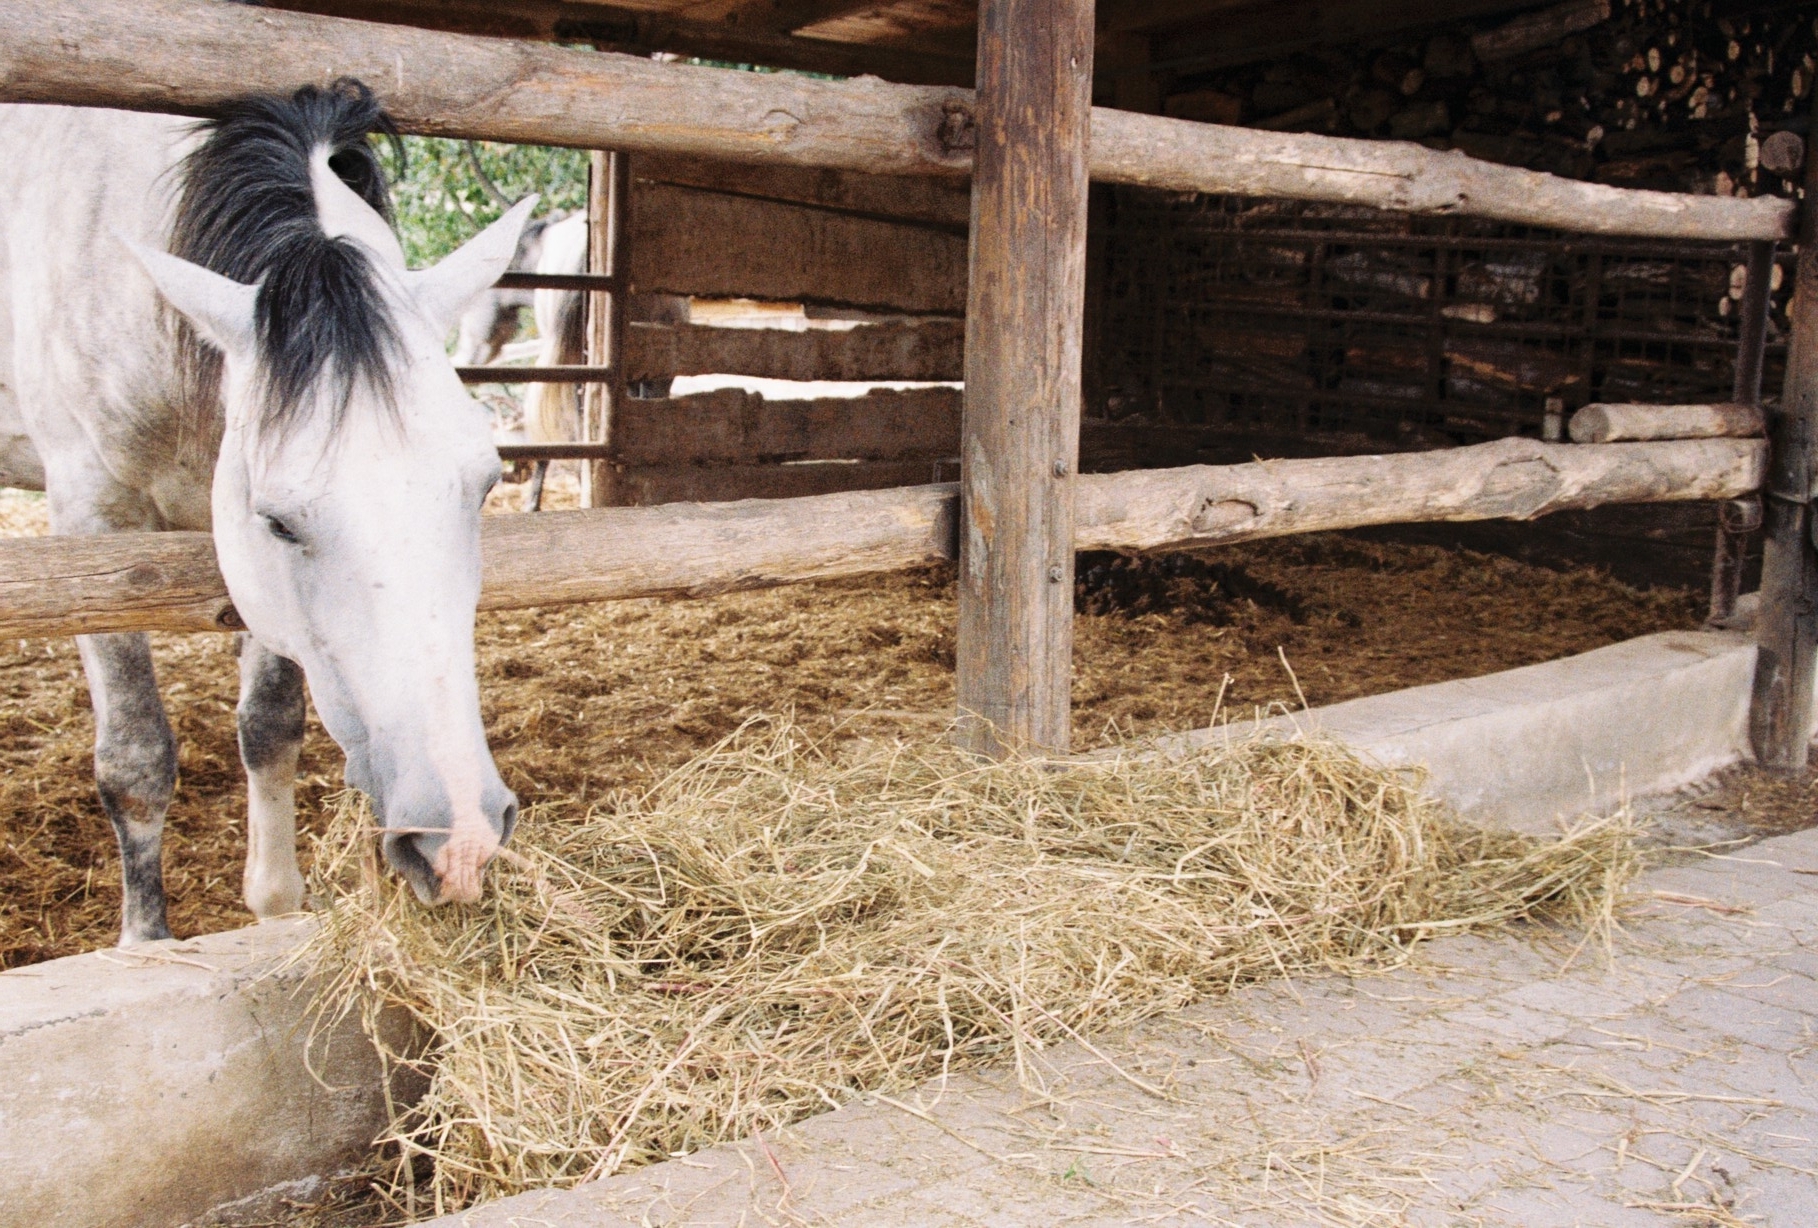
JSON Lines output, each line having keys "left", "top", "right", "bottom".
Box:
{"left": 302, "top": 718, "right": 1634, "bottom": 1217}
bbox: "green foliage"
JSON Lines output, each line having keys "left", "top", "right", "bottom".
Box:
{"left": 684, "top": 57, "right": 837, "bottom": 80}
{"left": 382, "top": 61, "right": 832, "bottom": 267}
{"left": 387, "top": 137, "right": 589, "bottom": 267}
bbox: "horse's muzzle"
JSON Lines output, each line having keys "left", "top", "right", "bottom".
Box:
{"left": 381, "top": 794, "right": 517, "bottom": 904}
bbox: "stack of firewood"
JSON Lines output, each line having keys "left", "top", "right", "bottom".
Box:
{"left": 1161, "top": 0, "right": 1816, "bottom": 198}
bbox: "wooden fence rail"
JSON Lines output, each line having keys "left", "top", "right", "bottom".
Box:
{"left": 0, "top": 0, "right": 1794, "bottom": 242}
{"left": 0, "top": 438, "right": 1764, "bottom": 641}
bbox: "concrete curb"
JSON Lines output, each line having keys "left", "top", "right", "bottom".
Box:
{"left": 0, "top": 918, "right": 411, "bottom": 1228}
{"left": 1167, "top": 629, "right": 1759, "bottom": 834}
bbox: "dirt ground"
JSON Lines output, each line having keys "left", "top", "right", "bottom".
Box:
{"left": 0, "top": 482, "right": 1706, "bottom": 968}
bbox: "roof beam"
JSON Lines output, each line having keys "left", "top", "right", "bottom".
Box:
{"left": 1098, "top": 0, "right": 1547, "bottom": 76}
{"left": 718, "top": 0, "right": 896, "bottom": 37}
{"left": 266, "top": 0, "right": 975, "bottom": 84}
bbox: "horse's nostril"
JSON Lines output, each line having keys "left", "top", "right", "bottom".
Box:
{"left": 499, "top": 798, "right": 519, "bottom": 846}
{"left": 380, "top": 830, "right": 442, "bottom": 904}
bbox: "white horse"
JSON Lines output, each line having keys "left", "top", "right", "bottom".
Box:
{"left": 0, "top": 80, "right": 534, "bottom": 944}
{"left": 452, "top": 210, "right": 591, "bottom": 445}
{"left": 449, "top": 209, "right": 565, "bottom": 369}
{"left": 453, "top": 209, "right": 685, "bottom": 451}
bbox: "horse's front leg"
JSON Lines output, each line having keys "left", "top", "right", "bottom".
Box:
{"left": 78, "top": 633, "right": 178, "bottom": 945}
{"left": 236, "top": 636, "right": 307, "bottom": 919}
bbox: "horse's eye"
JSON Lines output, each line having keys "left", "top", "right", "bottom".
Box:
{"left": 264, "top": 515, "right": 299, "bottom": 544}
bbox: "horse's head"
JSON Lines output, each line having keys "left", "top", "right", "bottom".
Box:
{"left": 132, "top": 142, "right": 536, "bottom": 906}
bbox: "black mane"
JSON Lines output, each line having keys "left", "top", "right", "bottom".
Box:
{"left": 171, "top": 79, "right": 404, "bottom": 431}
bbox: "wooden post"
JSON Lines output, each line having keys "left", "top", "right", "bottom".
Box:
{"left": 1708, "top": 239, "right": 1774, "bottom": 624}
{"left": 955, "top": 0, "right": 1095, "bottom": 756}
{"left": 1751, "top": 122, "right": 1818, "bottom": 769}
{"left": 582, "top": 150, "right": 632, "bottom": 509}
{"left": 1081, "top": 183, "right": 1111, "bottom": 427}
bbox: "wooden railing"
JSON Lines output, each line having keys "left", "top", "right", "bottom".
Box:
{"left": 0, "top": 0, "right": 1793, "bottom": 242}
{"left": 1, "top": 0, "right": 1808, "bottom": 763}
{"left": 0, "top": 438, "right": 1763, "bottom": 640}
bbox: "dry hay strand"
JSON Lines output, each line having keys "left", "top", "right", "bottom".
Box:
{"left": 304, "top": 717, "right": 1634, "bottom": 1217}
{"left": 0, "top": 489, "right": 47, "bottom": 538}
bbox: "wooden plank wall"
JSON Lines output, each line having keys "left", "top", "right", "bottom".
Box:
{"left": 628, "top": 156, "right": 968, "bottom": 314}
{"left": 629, "top": 183, "right": 968, "bottom": 312}
{"left": 614, "top": 157, "right": 1485, "bottom": 509}
{"left": 622, "top": 319, "right": 964, "bottom": 384}
{"left": 607, "top": 157, "right": 969, "bottom": 504}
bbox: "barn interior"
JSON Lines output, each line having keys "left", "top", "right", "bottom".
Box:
{"left": 1, "top": 0, "right": 1799, "bottom": 966}
{"left": 7, "top": 2, "right": 1818, "bottom": 1223}
{"left": 266, "top": 0, "right": 1806, "bottom": 589}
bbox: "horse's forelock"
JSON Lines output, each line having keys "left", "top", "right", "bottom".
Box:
{"left": 171, "top": 79, "right": 406, "bottom": 436}
{"left": 253, "top": 231, "right": 401, "bottom": 434}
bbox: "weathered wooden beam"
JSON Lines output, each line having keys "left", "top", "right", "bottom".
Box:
{"left": 1710, "top": 494, "right": 1764, "bottom": 627}
{"left": 629, "top": 183, "right": 968, "bottom": 315}
{"left": 1073, "top": 438, "right": 1767, "bottom": 553}
{"left": 492, "top": 272, "right": 620, "bottom": 292}
{"left": 955, "top": 0, "right": 1095, "bottom": 757}
{"left": 0, "top": 438, "right": 1765, "bottom": 640}
{"left": 582, "top": 149, "right": 631, "bottom": 509}
{"left": 0, "top": 532, "right": 244, "bottom": 640}
{"left": 729, "top": 0, "right": 890, "bottom": 37}
{"left": 0, "top": 486, "right": 960, "bottom": 640}
{"left": 497, "top": 443, "right": 614, "bottom": 461}
{"left": 0, "top": 0, "right": 1794, "bottom": 242}
{"left": 1752, "top": 101, "right": 1818, "bottom": 771}
{"left": 0, "top": 0, "right": 976, "bottom": 176}
{"left": 266, "top": 0, "right": 976, "bottom": 87}
{"left": 634, "top": 154, "right": 971, "bottom": 229}
{"left": 481, "top": 482, "right": 960, "bottom": 606}
{"left": 624, "top": 320, "right": 965, "bottom": 384}
{"left": 1568, "top": 402, "right": 1766, "bottom": 444}
{"left": 1097, "top": 0, "right": 1531, "bottom": 40}
{"left": 1471, "top": 0, "right": 1610, "bottom": 63}
{"left": 608, "top": 460, "right": 952, "bottom": 506}
{"left": 1087, "top": 109, "right": 1794, "bottom": 241}
{"left": 611, "top": 387, "right": 961, "bottom": 465}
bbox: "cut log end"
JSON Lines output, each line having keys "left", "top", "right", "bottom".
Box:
{"left": 1568, "top": 402, "right": 1767, "bottom": 444}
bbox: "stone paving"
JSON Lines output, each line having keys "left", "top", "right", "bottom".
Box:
{"left": 428, "top": 827, "right": 1818, "bottom": 1228}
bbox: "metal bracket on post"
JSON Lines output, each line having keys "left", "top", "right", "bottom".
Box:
{"left": 1709, "top": 495, "right": 1764, "bottom": 627}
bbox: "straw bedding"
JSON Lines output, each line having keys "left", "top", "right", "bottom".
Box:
{"left": 303, "top": 718, "right": 1633, "bottom": 1218}
{"left": 2, "top": 481, "right": 1698, "bottom": 968}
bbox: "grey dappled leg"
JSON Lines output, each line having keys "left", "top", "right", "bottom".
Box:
{"left": 237, "top": 637, "right": 307, "bottom": 919}
{"left": 78, "top": 633, "right": 177, "bottom": 946}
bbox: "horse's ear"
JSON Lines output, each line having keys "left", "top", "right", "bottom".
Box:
{"left": 126, "top": 241, "right": 258, "bottom": 357}
{"left": 406, "top": 195, "right": 540, "bottom": 338}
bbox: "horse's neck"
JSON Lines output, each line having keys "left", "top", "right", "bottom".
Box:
{"left": 0, "top": 106, "right": 219, "bottom": 528}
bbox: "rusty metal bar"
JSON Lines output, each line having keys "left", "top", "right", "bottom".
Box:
{"left": 496, "top": 443, "right": 617, "bottom": 461}
{"left": 457, "top": 365, "right": 615, "bottom": 384}
{"left": 492, "top": 272, "right": 623, "bottom": 292}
